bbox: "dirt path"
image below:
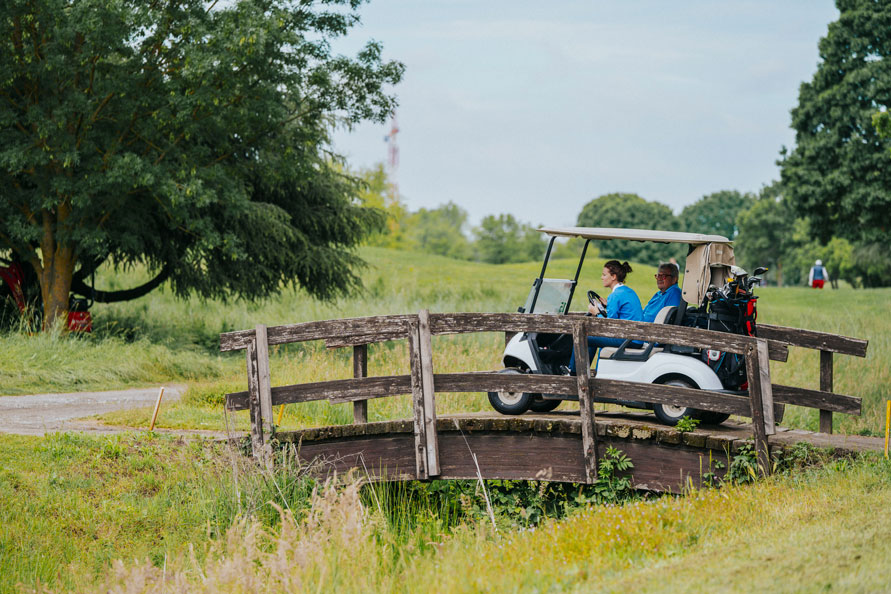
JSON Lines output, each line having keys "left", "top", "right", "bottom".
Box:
{"left": 0, "top": 385, "right": 217, "bottom": 436}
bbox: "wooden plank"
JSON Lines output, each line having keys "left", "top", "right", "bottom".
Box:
{"left": 245, "top": 340, "right": 264, "bottom": 458}
{"left": 255, "top": 324, "right": 274, "bottom": 436}
{"left": 432, "top": 372, "right": 578, "bottom": 395}
{"left": 353, "top": 345, "right": 368, "bottom": 424}
{"left": 745, "top": 341, "right": 771, "bottom": 475}
{"left": 429, "top": 313, "right": 788, "bottom": 360}
{"left": 771, "top": 384, "right": 860, "bottom": 415}
{"left": 226, "top": 375, "right": 413, "bottom": 411}
{"left": 573, "top": 320, "right": 598, "bottom": 482}
{"left": 756, "top": 338, "right": 775, "bottom": 433}
{"left": 407, "top": 319, "right": 429, "bottom": 479}
{"left": 221, "top": 315, "right": 415, "bottom": 352}
{"left": 820, "top": 350, "right": 833, "bottom": 434}
{"left": 418, "top": 310, "right": 440, "bottom": 476}
{"left": 277, "top": 429, "right": 729, "bottom": 493}
{"left": 758, "top": 324, "right": 868, "bottom": 357}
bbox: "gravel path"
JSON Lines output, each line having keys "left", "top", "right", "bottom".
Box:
{"left": 0, "top": 385, "right": 198, "bottom": 436}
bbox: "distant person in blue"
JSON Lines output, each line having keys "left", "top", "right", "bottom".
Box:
{"left": 808, "top": 259, "right": 829, "bottom": 289}
{"left": 642, "top": 263, "right": 682, "bottom": 322}
{"left": 565, "top": 260, "right": 643, "bottom": 374}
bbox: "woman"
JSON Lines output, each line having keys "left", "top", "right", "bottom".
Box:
{"left": 567, "top": 260, "right": 643, "bottom": 374}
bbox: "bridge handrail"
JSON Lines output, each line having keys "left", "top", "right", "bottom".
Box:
{"left": 220, "top": 310, "right": 867, "bottom": 480}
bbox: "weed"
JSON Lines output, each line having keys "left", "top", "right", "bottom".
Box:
{"left": 675, "top": 415, "right": 700, "bottom": 433}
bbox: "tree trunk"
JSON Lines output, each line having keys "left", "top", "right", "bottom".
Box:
{"left": 776, "top": 259, "right": 783, "bottom": 287}
{"left": 36, "top": 209, "right": 77, "bottom": 330}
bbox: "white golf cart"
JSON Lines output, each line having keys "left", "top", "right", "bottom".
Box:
{"left": 489, "top": 227, "right": 767, "bottom": 426}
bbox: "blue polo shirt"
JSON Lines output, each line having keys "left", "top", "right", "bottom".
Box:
{"left": 606, "top": 284, "right": 644, "bottom": 321}
{"left": 642, "top": 284, "right": 682, "bottom": 322}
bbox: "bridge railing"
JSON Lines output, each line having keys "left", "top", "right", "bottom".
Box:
{"left": 220, "top": 311, "right": 867, "bottom": 481}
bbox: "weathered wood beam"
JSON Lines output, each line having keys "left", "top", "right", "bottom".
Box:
{"left": 573, "top": 320, "right": 598, "bottom": 482}
{"left": 226, "top": 375, "right": 413, "bottom": 411}
{"left": 255, "top": 324, "right": 273, "bottom": 437}
{"left": 353, "top": 344, "right": 368, "bottom": 424}
{"left": 758, "top": 324, "right": 868, "bottom": 357}
{"left": 418, "top": 310, "right": 440, "bottom": 476}
{"left": 245, "top": 340, "right": 264, "bottom": 459}
{"left": 771, "top": 384, "right": 859, "bottom": 415}
{"left": 407, "top": 318, "right": 430, "bottom": 479}
{"left": 745, "top": 339, "right": 773, "bottom": 475}
{"left": 220, "top": 315, "right": 415, "bottom": 352}
{"left": 820, "top": 350, "right": 833, "bottom": 434}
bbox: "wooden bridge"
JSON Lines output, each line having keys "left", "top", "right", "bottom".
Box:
{"left": 220, "top": 311, "right": 868, "bottom": 491}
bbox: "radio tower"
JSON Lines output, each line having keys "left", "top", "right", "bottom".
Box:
{"left": 385, "top": 113, "right": 399, "bottom": 198}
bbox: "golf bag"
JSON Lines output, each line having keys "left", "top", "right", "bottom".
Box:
{"left": 682, "top": 290, "right": 758, "bottom": 390}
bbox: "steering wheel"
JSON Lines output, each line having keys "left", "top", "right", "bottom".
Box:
{"left": 587, "top": 290, "right": 606, "bottom": 316}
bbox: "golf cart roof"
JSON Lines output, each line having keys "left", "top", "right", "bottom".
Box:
{"left": 539, "top": 226, "right": 731, "bottom": 245}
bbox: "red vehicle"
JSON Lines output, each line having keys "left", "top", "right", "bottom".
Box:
{"left": 0, "top": 259, "right": 92, "bottom": 332}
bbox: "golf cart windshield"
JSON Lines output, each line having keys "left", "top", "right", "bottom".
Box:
{"left": 522, "top": 278, "right": 574, "bottom": 314}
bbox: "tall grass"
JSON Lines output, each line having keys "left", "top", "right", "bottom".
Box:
{"left": 100, "top": 453, "right": 891, "bottom": 593}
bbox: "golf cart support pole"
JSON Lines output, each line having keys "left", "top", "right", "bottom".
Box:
{"left": 527, "top": 236, "right": 557, "bottom": 315}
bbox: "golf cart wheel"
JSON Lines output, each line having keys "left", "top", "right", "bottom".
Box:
{"left": 653, "top": 377, "right": 701, "bottom": 426}
{"left": 698, "top": 411, "right": 731, "bottom": 425}
{"left": 529, "top": 397, "right": 561, "bottom": 413}
{"left": 487, "top": 368, "right": 533, "bottom": 415}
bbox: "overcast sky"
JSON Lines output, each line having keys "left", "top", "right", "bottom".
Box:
{"left": 331, "top": 0, "right": 839, "bottom": 227}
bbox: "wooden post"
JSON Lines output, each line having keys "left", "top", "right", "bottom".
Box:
{"left": 418, "top": 310, "right": 440, "bottom": 476}
{"left": 573, "top": 319, "right": 598, "bottom": 483}
{"left": 819, "top": 350, "right": 833, "bottom": 434}
{"left": 245, "top": 339, "right": 264, "bottom": 459}
{"left": 745, "top": 339, "right": 774, "bottom": 475}
{"left": 407, "top": 319, "right": 429, "bottom": 479}
{"left": 353, "top": 344, "right": 368, "bottom": 424}
{"left": 255, "top": 325, "right": 274, "bottom": 437}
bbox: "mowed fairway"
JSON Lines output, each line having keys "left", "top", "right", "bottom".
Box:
{"left": 1, "top": 246, "right": 888, "bottom": 436}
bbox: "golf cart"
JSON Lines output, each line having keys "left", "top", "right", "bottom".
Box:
{"left": 488, "top": 227, "right": 767, "bottom": 426}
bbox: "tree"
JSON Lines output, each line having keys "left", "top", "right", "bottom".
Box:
{"left": 355, "top": 163, "right": 407, "bottom": 249}
{"left": 0, "top": 0, "right": 403, "bottom": 328}
{"left": 679, "top": 190, "right": 755, "bottom": 239}
{"left": 404, "top": 202, "right": 472, "bottom": 260}
{"left": 734, "top": 185, "right": 798, "bottom": 286}
{"left": 473, "top": 214, "right": 545, "bottom": 264}
{"left": 576, "top": 193, "right": 680, "bottom": 263}
{"left": 779, "top": 0, "right": 891, "bottom": 246}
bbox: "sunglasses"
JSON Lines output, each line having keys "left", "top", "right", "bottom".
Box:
{"left": 654, "top": 274, "right": 676, "bottom": 280}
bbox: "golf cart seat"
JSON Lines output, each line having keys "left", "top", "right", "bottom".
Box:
{"left": 599, "top": 305, "right": 678, "bottom": 361}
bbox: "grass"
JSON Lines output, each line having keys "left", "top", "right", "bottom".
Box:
{"left": 2, "top": 246, "right": 888, "bottom": 436}
{"left": 2, "top": 429, "right": 889, "bottom": 593}
{"left": 97, "top": 451, "right": 891, "bottom": 593}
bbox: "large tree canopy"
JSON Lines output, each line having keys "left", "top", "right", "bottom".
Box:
{"left": 576, "top": 193, "right": 681, "bottom": 263}
{"left": 679, "top": 190, "right": 755, "bottom": 239}
{"left": 0, "top": 0, "right": 403, "bottom": 327}
{"left": 779, "top": 0, "right": 891, "bottom": 246}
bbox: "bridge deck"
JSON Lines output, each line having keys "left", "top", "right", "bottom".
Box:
{"left": 272, "top": 412, "right": 884, "bottom": 493}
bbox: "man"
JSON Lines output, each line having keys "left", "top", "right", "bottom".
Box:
{"left": 642, "top": 262, "right": 682, "bottom": 323}
{"left": 808, "top": 259, "right": 829, "bottom": 289}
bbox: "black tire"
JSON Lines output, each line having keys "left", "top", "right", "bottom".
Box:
{"left": 698, "top": 411, "right": 731, "bottom": 425}
{"left": 487, "top": 368, "right": 533, "bottom": 415}
{"left": 529, "top": 397, "right": 561, "bottom": 413}
{"left": 653, "top": 377, "right": 701, "bottom": 426}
